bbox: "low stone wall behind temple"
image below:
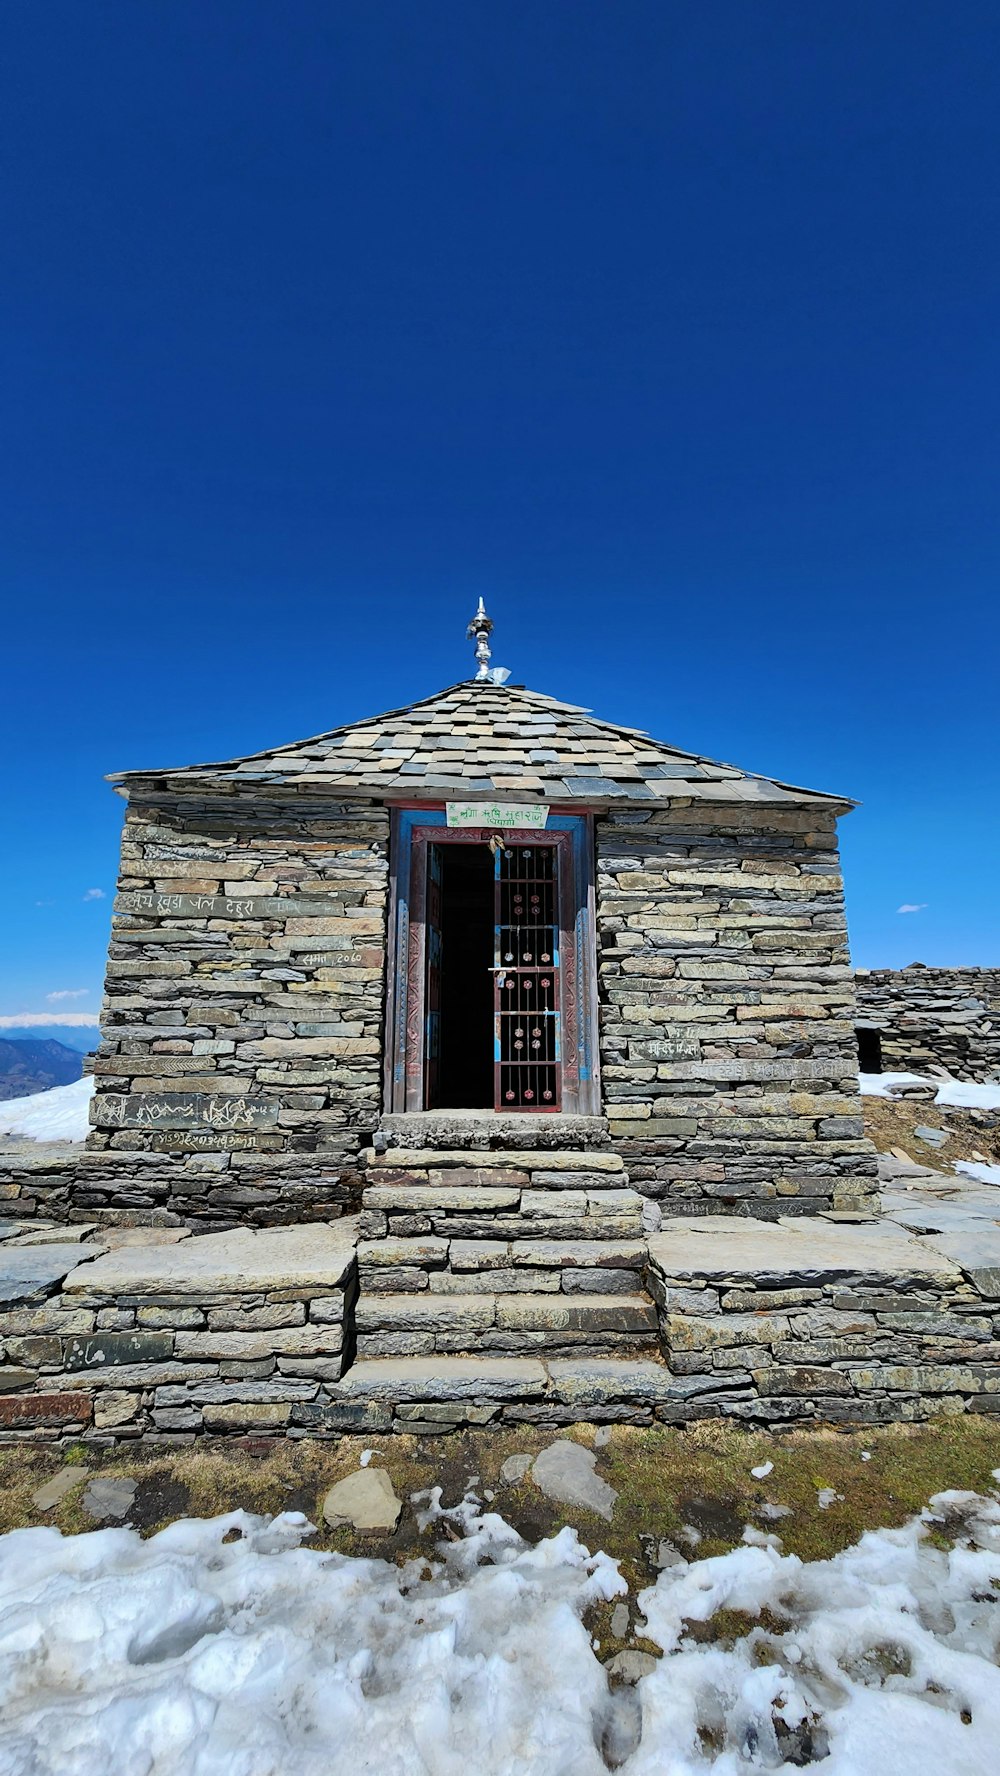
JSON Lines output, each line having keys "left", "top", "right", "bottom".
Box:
{"left": 855, "top": 965, "right": 1000, "bottom": 1079}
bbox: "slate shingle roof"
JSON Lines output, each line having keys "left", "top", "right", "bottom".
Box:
{"left": 109, "top": 681, "right": 853, "bottom": 808}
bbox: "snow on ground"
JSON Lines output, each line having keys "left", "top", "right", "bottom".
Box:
{"left": 956, "top": 1160, "right": 1000, "bottom": 1186}
{"left": 934, "top": 1077, "right": 1000, "bottom": 1110}
{"left": 859, "top": 1071, "right": 927, "bottom": 1099}
{"left": 1, "top": 1488, "right": 1000, "bottom": 1775}
{"left": 0, "top": 1075, "right": 93, "bottom": 1143}
{"left": 860, "top": 1071, "right": 1000, "bottom": 1110}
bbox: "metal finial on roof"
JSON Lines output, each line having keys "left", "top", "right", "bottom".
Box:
{"left": 465, "top": 598, "right": 511, "bottom": 683}
{"left": 467, "top": 597, "right": 494, "bottom": 680}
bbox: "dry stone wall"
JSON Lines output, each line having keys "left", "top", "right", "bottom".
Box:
{"left": 647, "top": 1220, "right": 1000, "bottom": 1424}
{"left": 20, "top": 786, "right": 880, "bottom": 1231}
{"left": 0, "top": 1226, "right": 357, "bottom": 1441}
{"left": 595, "top": 805, "right": 877, "bottom": 1217}
{"left": 855, "top": 966, "right": 1000, "bottom": 1080}
{"left": 80, "top": 792, "right": 390, "bottom": 1227}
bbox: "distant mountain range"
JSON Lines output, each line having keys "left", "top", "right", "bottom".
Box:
{"left": 0, "top": 1024, "right": 98, "bottom": 1054}
{"left": 0, "top": 1038, "right": 86, "bottom": 1102}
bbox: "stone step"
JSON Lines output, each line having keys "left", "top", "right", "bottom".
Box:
{"left": 448, "top": 1236, "right": 648, "bottom": 1274}
{"left": 364, "top": 1185, "right": 523, "bottom": 1211}
{"left": 337, "top": 1354, "right": 549, "bottom": 1402}
{"left": 327, "top": 1354, "right": 685, "bottom": 1430}
{"left": 363, "top": 1148, "right": 625, "bottom": 1174}
{"left": 374, "top": 1115, "right": 613, "bottom": 1154}
{"left": 356, "top": 1234, "right": 649, "bottom": 1297}
{"left": 353, "top": 1290, "right": 659, "bottom": 1358}
{"left": 359, "top": 1182, "right": 645, "bottom": 1244}
{"left": 363, "top": 1170, "right": 633, "bottom": 1192}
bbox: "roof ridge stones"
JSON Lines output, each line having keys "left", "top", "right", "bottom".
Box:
{"left": 107, "top": 679, "right": 854, "bottom": 810}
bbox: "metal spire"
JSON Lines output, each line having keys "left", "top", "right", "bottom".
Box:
{"left": 467, "top": 597, "right": 493, "bottom": 680}
{"left": 466, "top": 597, "right": 511, "bottom": 684}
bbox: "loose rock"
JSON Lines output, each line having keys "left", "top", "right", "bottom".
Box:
{"left": 607, "top": 1651, "right": 658, "bottom": 1683}
{"left": 33, "top": 1466, "right": 91, "bottom": 1511}
{"left": 500, "top": 1452, "right": 533, "bottom": 1485}
{"left": 81, "top": 1477, "right": 138, "bottom": 1521}
{"left": 531, "top": 1440, "right": 618, "bottom": 1521}
{"left": 322, "top": 1468, "right": 401, "bottom": 1534}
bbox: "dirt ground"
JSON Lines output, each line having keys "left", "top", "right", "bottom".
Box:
{"left": 862, "top": 1094, "right": 1000, "bottom": 1169}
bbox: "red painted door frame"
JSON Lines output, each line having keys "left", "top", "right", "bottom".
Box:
{"left": 384, "top": 808, "right": 600, "bottom": 1116}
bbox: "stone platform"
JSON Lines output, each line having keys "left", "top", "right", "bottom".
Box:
{"left": 647, "top": 1212, "right": 998, "bottom": 1425}
{"left": 0, "top": 1223, "right": 356, "bottom": 1439}
{"left": 1, "top": 1152, "right": 998, "bottom": 1440}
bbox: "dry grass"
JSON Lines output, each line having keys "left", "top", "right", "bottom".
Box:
{"left": 862, "top": 1094, "right": 1000, "bottom": 1169}
{"left": 3, "top": 1417, "right": 1000, "bottom": 1588}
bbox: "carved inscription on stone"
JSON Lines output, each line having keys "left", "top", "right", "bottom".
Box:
{"left": 114, "top": 893, "right": 337, "bottom": 919}
{"left": 92, "top": 1092, "right": 279, "bottom": 1131}
{"left": 147, "top": 1130, "right": 283, "bottom": 1153}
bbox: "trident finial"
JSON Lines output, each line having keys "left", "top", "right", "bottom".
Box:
{"left": 466, "top": 596, "right": 494, "bottom": 681}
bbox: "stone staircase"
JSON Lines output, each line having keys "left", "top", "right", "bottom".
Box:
{"left": 352, "top": 1144, "right": 660, "bottom": 1365}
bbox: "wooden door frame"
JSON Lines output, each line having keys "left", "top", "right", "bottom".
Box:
{"left": 384, "top": 806, "right": 601, "bottom": 1115}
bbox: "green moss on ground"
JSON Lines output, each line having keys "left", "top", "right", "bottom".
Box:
{"left": 3, "top": 1417, "right": 998, "bottom": 1588}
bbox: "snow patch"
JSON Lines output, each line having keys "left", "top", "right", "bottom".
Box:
{"left": 859, "top": 1071, "right": 928, "bottom": 1098}
{"left": 0, "top": 1074, "right": 94, "bottom": 1142}
{"left": 860, "top": 1071, "right": 1000, "bottom": 1110}
{"left": 1, "top": 1493, "right": 1000, "bottom": 1772}
{"left": 956, "top": 1159, "right": 1000, "bottom": 1186}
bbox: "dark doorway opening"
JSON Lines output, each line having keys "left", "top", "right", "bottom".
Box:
{"left": 856, "top": 1026, "right": 883, "bottom": 1073}
{"left": 432, "top": 843, "right": 494, "bottom": 1108}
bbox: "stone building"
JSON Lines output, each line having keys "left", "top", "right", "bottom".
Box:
{"left": 70, "top": 603, "right": 875, "bottom": 1235}
{"left": 11, "top": 611, "right": 1000, "bottom": 1447}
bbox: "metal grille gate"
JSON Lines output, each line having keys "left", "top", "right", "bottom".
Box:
{"left": 494, "top": 842, "right": 561, "bottom": 1108}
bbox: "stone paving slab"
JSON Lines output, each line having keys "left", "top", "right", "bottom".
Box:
{"left": 8, "top": 1225, "right": 99, "bottom": 1247}
{"left": 363, "top": 1186, "right": 522, "bottom": 1211}
{"left": 917, "top": 1225, "right": 1000, "bottom": 1278}
{"left": 649, "top": 1216, "right": 961, "bottom": 1280}
{"left": 510, "top": 1238, "right": 648, "bottom": 1269}
{"left": 355, "top": 1295, "right": 496, "bottom": 1332}
{"left": 0, "top": 1245, "right": 104, "bottom": 1304}
{"left": 885, "top": 1201, "right": 999, "bottom": 1235}
{"left": 357, "top": 1237, "right": 448, "bottom": 1267}
{"left": 62, "top": 1222, "right": 357, "bottom": 1297}
{"left": 547, "top": 1358, "right": 680, "bottom": 1405}
{"left": 335, "top": 1356, "right": 548, "bottom": 1401}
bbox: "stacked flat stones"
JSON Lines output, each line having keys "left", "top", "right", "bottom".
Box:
{"left": 7, "top": 1195, "right": 1000, "bottom": 1439}
{"left": 856, "top": 966, "right": 1000, "bottom": 1081}
{"left": 647, "top": 1215, "right": 1000, "bottom": 1425}
{"left": 354, "top": 1146, "right": 657, "bottom": 1362}
{"left": 0, "top": 1225, "right": 357, "bottom": 1440}
{"left": 78, "top": 799, "right": 388, "bottom": 1226}
{"left": 598, "top": 805, "right": 877, "bottom": 1217}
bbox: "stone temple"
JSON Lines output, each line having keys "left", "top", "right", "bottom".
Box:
{"left": 82, "top": 603, "right": 875, "bottom": 1227}
{"left": 5, "top": 610, "right": 997, "bottom": 1443}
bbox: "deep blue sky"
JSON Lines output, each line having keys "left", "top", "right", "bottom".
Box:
{"left": 2, "top": 0, "right": 998, "bottom": 1029}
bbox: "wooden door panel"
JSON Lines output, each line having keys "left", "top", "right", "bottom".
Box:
{"left": 424, "top": 843, "right": 443, "bottom": 1108}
